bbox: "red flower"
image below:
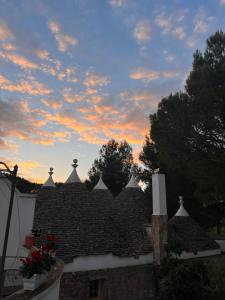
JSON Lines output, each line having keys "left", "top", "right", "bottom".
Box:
{"left": 31, "top": 250, "right": 43, "bottom": 262}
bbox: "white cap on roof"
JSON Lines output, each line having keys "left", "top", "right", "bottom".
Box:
{"left": 175, "top": 196, "right": 189, "bottom": 217}
{"left": 43, "top": 167, "right": 56, "bottom": 188}
{"left": 94, "top": 173, "right": 107, "bottom": 190}
{"left": 126, "top": 169, "right": 140, "bottom": 188}
{"left": 65, "top": 159, "right": 81, "bottom": 183}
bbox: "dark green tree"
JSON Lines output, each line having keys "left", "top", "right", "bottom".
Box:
{"left": 140, "top": 31, "right": 225, "bottom": 226}
{"left": 85, "top": 139, "right": 134, "bottom": 196}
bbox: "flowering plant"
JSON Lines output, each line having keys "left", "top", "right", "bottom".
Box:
{"left": 20, "top": 249, "right": 49, "bottom": 279}
{"left": 20, "top": 234, "right": 58, "bottom": 278}
{"left": 44, "top": 234, "right": 58, "bottom": 252}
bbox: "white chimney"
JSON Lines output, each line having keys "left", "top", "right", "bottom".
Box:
{"left": 152, "top": 173, "right": 168, "bottom": 265}
{"left": 152, "top": 173, "right": 167, "bottom": 216}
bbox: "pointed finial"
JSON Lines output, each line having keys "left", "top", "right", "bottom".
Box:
{"left": 179, "top": 195, "right": 184, "bottom": 205}
{"left": 72, "top": 159, "right": 78, "bottom": 168}
{"left": 94, "top": 171, "right": 107, "bottom": 190}
{"left": 65, "top": 158, "right": 81, "bottom": 183}
{"left": 153, "top": 168, "right": 160, "bottom": 174}
{"left": 126, "top": 166, "right": 139, "bottom": 188}
{"left": 42, "top": 167, "right": 56, "bottom": 188}
{"left": 175, "top": 195, "right": 189, "bottom": 217}
{"left": 49, "top": 167, "right": 54, "bottom": 176}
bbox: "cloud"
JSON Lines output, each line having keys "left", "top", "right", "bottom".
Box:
{"left": 2, "top": 43, "right": 16, "bottom": 51}
{"left": 0, "top": 74, "right": 52, "bottom": 95}
{"left": 130, "top": 67, "right": 178, "bottom": 82}
{"left": 193, "top": 8, "right": 210, "bottom": 33}
{"left": 19, "top": 160, "right": 40, "bottom": 170}
{"left": 187, "top": 36, "right": 197, "bottom": 49}
{"left": 48, "top": 20, "right": 78, "bottom": 52}
{"left": 155, "top": 12, "right": 186, "bottom": 40}
{"left": 133, "top": 19, "right": 151, "bottom": 43}
{"left": 110, "top": 0, "right": 127, "bottom": 7}
{"left": 62, "top": 88, "right": 84, "bottom": 103}
{"left": 41, "top": 99, "right": 63, "bottom": 110}
{"left": 0, "top": 51, "right": 38, "bottom": 69}
{"left": 85, "top": 88, "right": 97, "bottom": 95}
{"left": 57, "top": 67, "right": 78, "bottom": 82}
{"left": 0, "top": 99, "right": 73, "bottom": 151}
{"left": 84, "top": 71, "right": 110, "bottom": 87}
{"left": 220, "top": 0, "right": 225, "bottom": 4}
{"left": 130, "top": 68, "right": 160, "bottom": 82}
{"left": 162, "top": 71, "right": 178, "bottom": 78}
{"left": 0, "top": 19, "right": 14, "bottom": 41}
{"left": 173, "top": 26, "right": 185, "bottom": 39}
{"left": 36, "top": 49, "right": 49, "bottom": 60}
{"left": 163, "top": 50, "right": 175, "bottom": 62}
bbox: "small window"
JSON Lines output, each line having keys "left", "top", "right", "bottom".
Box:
{"left": 89, "top": 279, "right": 99, "bottom": 298}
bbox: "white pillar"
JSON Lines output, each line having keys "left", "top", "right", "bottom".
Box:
{"left": 152, "top": 173, "right": 167, "bottom": 216}
{"left": 152, "top": 173, "right": 167, "bottom": 265}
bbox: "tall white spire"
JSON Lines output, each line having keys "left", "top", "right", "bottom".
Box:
{"left": 175, "top": 196, "right": 189, "bottom": 217}
{"left": 43, "top": 167, "right": 56, "bottom": 188}
{"left": 126, "top": 168, "right": 140, "bottom": 188}
{"left": 65, "top": 159, "right": 81, "bottom": 183}
{"left": 94, "top": 172, "right": 107, "bottom": 190}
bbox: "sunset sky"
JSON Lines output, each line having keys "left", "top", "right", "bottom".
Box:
{"left": 0, "top": 0, "right": 225, "bottom": 183}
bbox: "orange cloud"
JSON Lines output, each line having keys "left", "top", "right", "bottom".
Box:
{"left": 62, "top": 89, "right": 84, "bottom": 103}
{"left": 36, "top": 49, "right": 49, "bottom": 60}
{"left": 0, "top": 52, "right": 38, "bottom": 69}
{"left": 84, "top": 71, "right": 110, "bottom": 87}
{"left": 0, "top": 19, "right": 14, "bottom": 41}
{"left": 2, "top": 43, "right": 16, "bottom": 51}
{"left": 41, "top": 99, "right": 63, "bottom": 110}
{"left": 57, "top": 67, "right": 78, "bottom": 82}
{"left": 19, "top": 160, "right": 40, "bottom": 170}
{"left": 48, "top": 20, "right": 78, "bottom": 52}
{"left": 130, "top": 68, "right": 179, "bottom": 82}
{"left": 130, "top": 68, "right": 160, "bottom": 82}
{"left": 0, "top": 74, "right": 52, "bottom": 95}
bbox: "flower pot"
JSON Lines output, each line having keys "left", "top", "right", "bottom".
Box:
{"left": 23, "top": 272, "right": 47, "bottom": 291}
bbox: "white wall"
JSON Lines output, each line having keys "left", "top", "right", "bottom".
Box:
{"left": 215, "top": 240, "right": 225, "bottom": 252}
{"left": 174, "top": 248, "right": 221, "bottom": 260}
{"left": 64, "top": 253, "right": 153, "bottom": 272}
{"left": 0, "top": 176, "right": 36, "bottom": 269}
{"left": 32, "top": 278, "right": 61, "bottom": 300}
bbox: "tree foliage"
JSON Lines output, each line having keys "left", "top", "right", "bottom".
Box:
{"left": 140, "top": 31, "right": 225, "bottom": 226}
{"left": 85, "top": 139, "right": 134, "bottom": 196}
{"left": 159, "top": 257, "right": 210, "bottom": 300}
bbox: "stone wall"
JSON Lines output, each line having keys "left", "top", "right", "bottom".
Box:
{"left": 60, "top": 264, "right": 154, "bottom": 300}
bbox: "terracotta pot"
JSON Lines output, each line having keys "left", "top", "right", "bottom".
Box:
{"left": 23, "top": 272, "right": 47, "bottom": 290}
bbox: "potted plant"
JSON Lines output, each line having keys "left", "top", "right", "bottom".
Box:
{"left": 20, "top": 234, "right": 58, "bottom": 290}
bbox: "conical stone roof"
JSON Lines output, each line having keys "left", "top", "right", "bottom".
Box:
{"left": 168, "top": 197, "right": 219, "bottom": 253}
{"left": 111, "top": 173, "right": 152, "bottom": 255}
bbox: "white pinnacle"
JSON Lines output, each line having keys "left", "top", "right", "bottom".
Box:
{"left": 126, "top": 168, "right": 140, "bottom": 188}
{"left": 43, "top": 167, "right": 56, "bottom": 188}
{"left": 94, "top": 173, "right": 107, "bottom": 190}
{"left": 175, "top": 196, "right": 189, "bottom": 217}
{"left": 65, "top": 159, "right": 81, "bottom": 183}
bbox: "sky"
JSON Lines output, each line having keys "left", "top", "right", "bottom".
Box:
{"left": 0, "top": 0, "right": 225, "bottom": 183}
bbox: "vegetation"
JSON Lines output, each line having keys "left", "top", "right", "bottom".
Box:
{"left": 85, "top": 139, "right": 134, "bottom": 196}
{"left": 140, "top": 31, "right": 225, "bottom": 229}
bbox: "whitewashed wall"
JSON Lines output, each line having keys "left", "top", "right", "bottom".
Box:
{"left": 64, "top": 253, "right": 153, "bottom": 272}
{"left": 0, "top": 176, "right": 36, "bottom": 269}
